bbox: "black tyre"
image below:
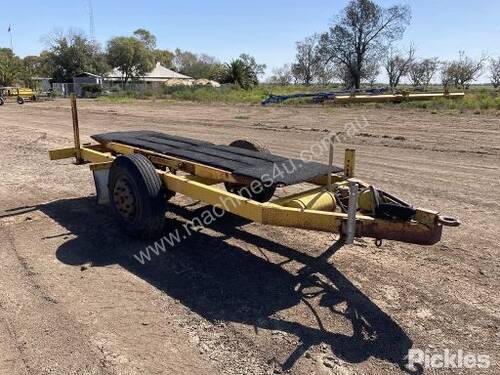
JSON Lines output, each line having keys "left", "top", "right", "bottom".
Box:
{"left": 224, "top": 139, "right": 276, "bottom": 202}
{"left": 17, "top": 96, "right": 24, "bottom": 105}
{"left": 108, "top": 154, "right": 171, "bottom": 239}
{"left": 0, "top": 97, "right": 4, "bottom": 106}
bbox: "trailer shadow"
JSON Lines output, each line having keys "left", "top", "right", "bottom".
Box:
{"left": 35, "top": 196, "right": 418, "bottom": 374}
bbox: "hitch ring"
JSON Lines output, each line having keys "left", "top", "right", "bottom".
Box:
{"left": 438, "top": 216, "right": 460, "bottom": 227}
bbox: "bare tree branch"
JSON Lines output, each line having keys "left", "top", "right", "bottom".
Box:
{"left": 318, "top": 0, "right": 411, "bottom": 89}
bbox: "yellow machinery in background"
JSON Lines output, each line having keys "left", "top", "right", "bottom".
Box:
{"left": 0, "top": 87, "right": 36, "bottom": 105}
{"left": 261, "top": 89, "right": 465, "bottom": 106}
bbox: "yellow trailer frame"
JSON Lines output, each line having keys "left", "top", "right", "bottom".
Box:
{"left": 48, "top": 96, "right": 459, "bottom": 247}
{"left": 333, "top": 91, "right": 465, "bottom": 104}
{"left": 49, "top": 143, "right": 452, "bottom": 245}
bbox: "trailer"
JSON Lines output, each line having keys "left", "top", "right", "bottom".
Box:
{"left": 49, "top": 96, "right": 459, "bottom": 249}
{"left": 0, "top": 86, "right": 37, "bottom": 105}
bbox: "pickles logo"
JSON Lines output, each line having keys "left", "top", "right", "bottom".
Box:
{"left": 407, "top": 348, "right": 490, "bottom": 370}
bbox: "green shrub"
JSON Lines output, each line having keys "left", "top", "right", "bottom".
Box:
{"left": 81, "top": 84, "right": 102, "bottom": 97}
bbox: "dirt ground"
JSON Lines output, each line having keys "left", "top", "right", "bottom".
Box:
{"left": 0, "top": 99, "right": 498, "bottom": 375}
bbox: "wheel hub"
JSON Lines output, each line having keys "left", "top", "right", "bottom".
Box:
{"left": 113, "top": 178, "right": 136, "bottom": 219}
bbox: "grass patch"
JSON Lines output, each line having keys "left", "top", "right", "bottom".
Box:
{"left": 170, "top": 86, "right": 263, "bottom": 103}
{"left": 98, "top": 84, "right": 499, "bottom": 113}
{"left": 99, "top": 84, "right": 345, "bottom": 105}
{"left": 400, "top": 88, "right": 500, "bottom": 112}
{"left": 98, "top": 95, "right": 138, "bottom": 104}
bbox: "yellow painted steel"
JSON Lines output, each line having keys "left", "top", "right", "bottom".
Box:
{"left": 49, "top": 147, "right": 76, "bottom": 160}
{"left": 160, "top": 173, "right": 264, "bottom": 223}
{"left": 89, "top": 161, "right": 113, "bottom": 171}
{"left": 357, "top": 188, "right": 375, "bottom": 212}
{"left": 344, "top": 149, "right": 356, "bottom": 178}
{"left": 80, "top": 148, "right": 114, "bottom": 163}
{"left": 47, "top": 145, "right": 430, "bottom": 241}
{"left": 1, "top": 87, "right": 34, "bottom": 98}
{"left": 333, "top": 91, "right": 464, "bottom": 104}
{"left": 414, "top": 208, "right": 439, "bottom": 227}
{"left": 184, "top": 175, "right": 222, "bottom": 185}
{"left": 262, "top": 205, "right": 343, "bottom": 232}
{"left": 262, "top": 204, "right": 373, "bottom": 233}
{"left": 18, "top": 88, "right": 35, "bottom": 98}
{"left": 159, "top": 170, "right": 374, "bottom": 232}
{"left": 106, "top": 142, "right": 135, "bottom": 156}
{"left": 274, "top": 188, "right": 336, "bottom": 212}
{"left": 49, "top": 147, "right": 114, "bottom": 163}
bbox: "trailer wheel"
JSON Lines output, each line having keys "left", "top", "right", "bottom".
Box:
{"left": 108, "top": 154, "right": 170, "bottom": 239}
{"left": 224, "top": 139, "right": 276, "bottom": 202}
{"left": 17, "top": 96, "right": 24, "bottom": 105}
{"left": 0, "top": 97, "right": 4, "bottom": 106}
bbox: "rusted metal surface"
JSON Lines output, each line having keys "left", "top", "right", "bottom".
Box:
{"left": 356, "top": 219, "right": 443, "bottom": 245}
{"left": 70, "top": 94, "right": 84, "bottom": 164}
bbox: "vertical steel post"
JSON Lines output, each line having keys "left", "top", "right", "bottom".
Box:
{"left": 345, "top": 181, "right": 359, "bottom": 244}
{"left": 70, "top": 94, "right": 83, "bottom": 164}
{"left": 327, "top": 135, "right": 335, "bottom": 191}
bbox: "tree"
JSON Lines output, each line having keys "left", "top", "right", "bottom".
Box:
{"left": 42, "top": 30, "right": 107, "bottom": 82}
{"left": 291, "top": 34, "right": 322, "bottom": 85}
{"left": 333, "top": 64, "right": 354, "bottom": 87}
{"left": 153, "top": 49, "right": 174, "bottom": 68}
{"left": 315, "top": 63, "right": 336, "bottom": 85}
{"left": 134, "top": 29, "right": 175, "bottom": 69}
{"left": 133, "top": 28, "right": 157, "bottom": 50}
{"left": 238, "top": 53, "right": 266, "bottom": 79}
{"left": 490, "top": 57, "right": 500, "bottom": 88}
{"left": 384, "top": 45, "right": 415, "bottom": 89}
{"left": 362, "top": 60, "right": 380, "bottom": 87}
{"left": 268, "top": 64, "right": 293, "bottom": 85}
{"left": 332, "top": 60, "right": 379, "bottom": 88}
{"left": 217, "top": 59, "right": 258, "bottom": 90}
{"left": 22, "top": 55, "right": 43, "bottom": 76}
{"left": 408, "top": 58, "right": 438, "bottom": 89}
{"left": 173, "top": 49, "right": 219, "bottom": 78}
{"left": 441, "top": 51, "right": 485, "bottom": 89}
{"left": 318, "top": 0, "right": 411, "bottom": 89}
{"left": 106, "top": 36, "right": 154, "bottom": 84}
{"left": 19, "top": 55, "right": 45, "bottom": 87}
{"left": 0, "top": 48, "right": 22, "bottom": 86}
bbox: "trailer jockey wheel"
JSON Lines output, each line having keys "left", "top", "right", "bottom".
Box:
{"left": 224, "top": 139, "right": 276, "bottom": 202}
{"left": 17, "top": 96, "right": 24, "bottom": 105}
{"left": 108, "top": 154, "right": 172, "bottom": 239}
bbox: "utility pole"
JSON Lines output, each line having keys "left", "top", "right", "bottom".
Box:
{"left": 8, "top": 24, "right": 13, "bottom": 52}
{"left": 88, "top": 0, "right": 96, "bottom": 41}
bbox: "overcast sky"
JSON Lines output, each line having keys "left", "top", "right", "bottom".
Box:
{"left": 1, "top": 0, "right": 498, "bottom": 81}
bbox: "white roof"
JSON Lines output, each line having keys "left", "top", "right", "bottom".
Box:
{"left": 75, "top": 72, "right": 102, "bottom": 78}
{"left": 105, "top": 62, "right": 192, "bottom": 81}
